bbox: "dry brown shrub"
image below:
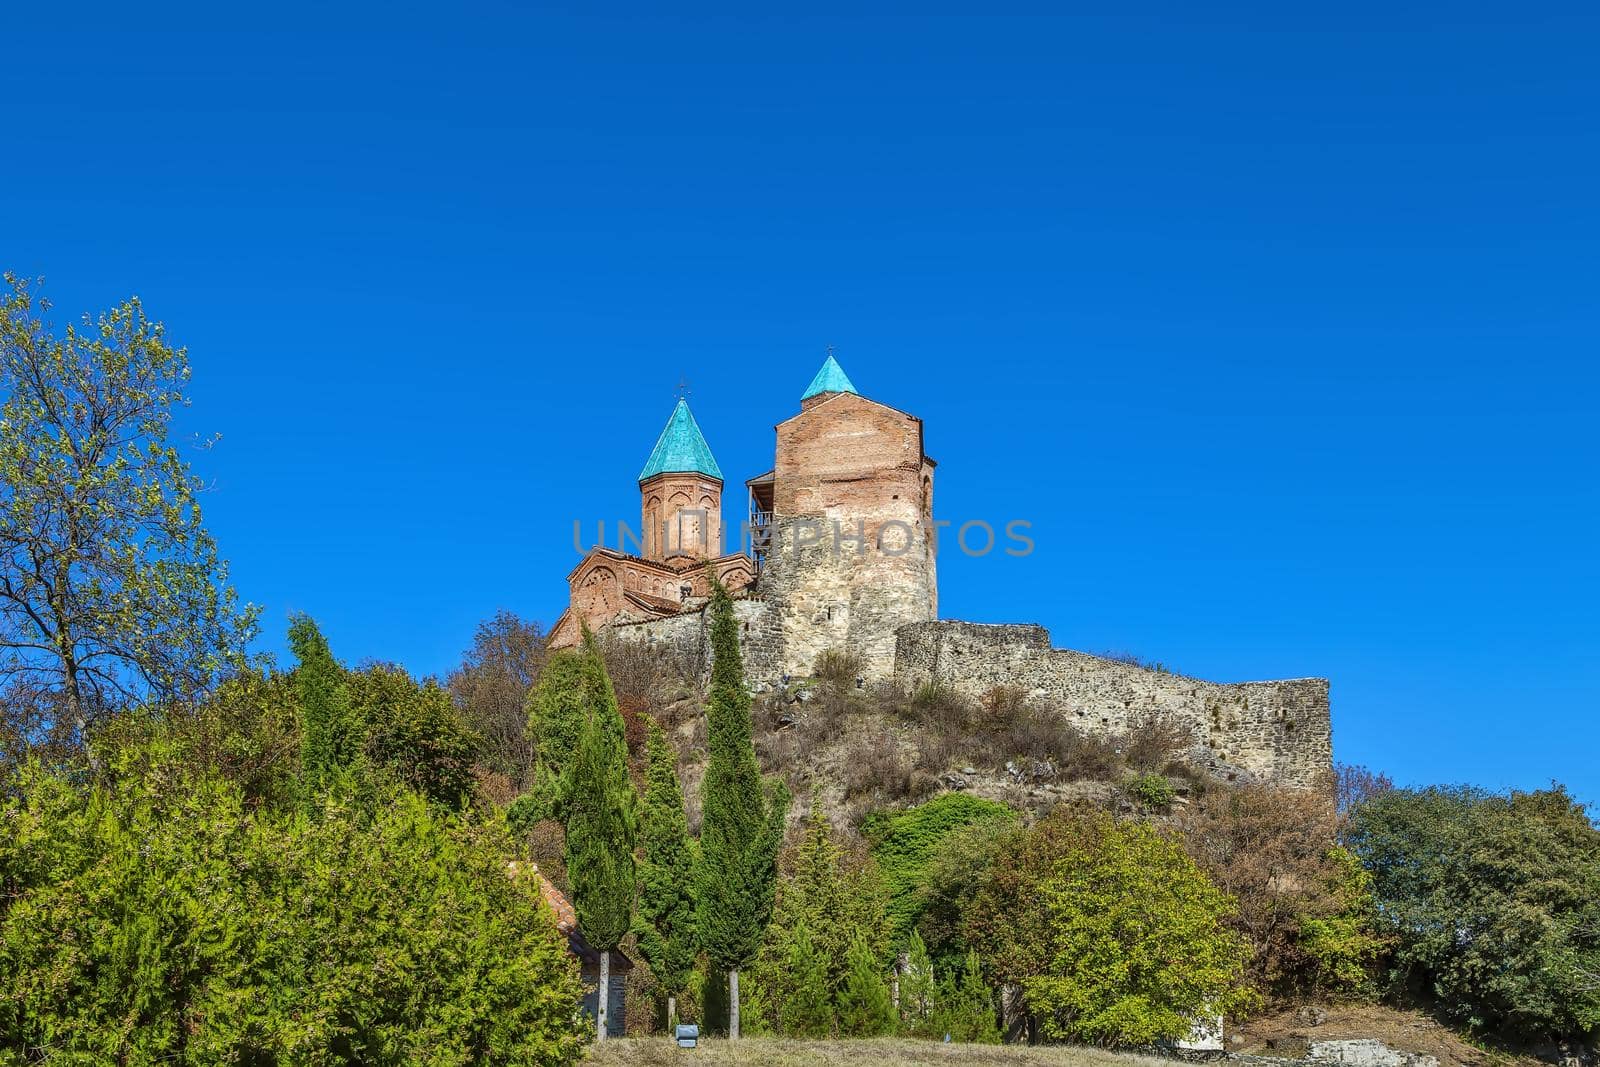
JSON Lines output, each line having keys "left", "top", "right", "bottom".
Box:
{"left": 598, "top": 634, "right": 701, "bottom": 717}
{"left": 1177, "top": 782, "right": 1348, "bottom": 997}
{"left": 813, "top": 648, "right": 866, "bottom": 687}
{"left": 1119, "top": 712, "right": 1193, "bottom": 772}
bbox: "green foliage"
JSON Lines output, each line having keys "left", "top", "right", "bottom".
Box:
{"left": 1125, "top": 772, "right": 1176, "bottom": 810}
{"left": 751, "top": 800, "right": 894, "bottom": 1037}
{"left": 0, "top": 747, "right": 586, "bottom": 1065}
{"left": 562, "top": 641, "right": 635, "bottom": 954}
{"left": 0, "top": 275, "right": 257, "bottom": 750}
{"left": 1348, "top": 785, "right": 1600, "bottom": 1040}
{"left": 525, "top": 649, "right": 591, "bottom": 783}
{"left": 864, "top": 792, "right": 1016, "bottom": 944}
{"left": 634, "top": 718, "right": 698, "bottom": 1001}
{"left": 781, "top": 920, "right": 835, "bottom": 1038}
{"left": 898, "top": 930, "right": 939, "bottom": 1038}
{"left": 350, "top": 665, "right": 481, "bottom": 808}
{"left": 289, "top": 613, "right": 360, "bottom": 799}
{"left": 934, "top": 951, "right": 1002, "bottom": 1044}
{"left": 696, "top": 579, "right": 787, "bottom": 974}
{"left": 1000, "top": 814, "right": 1253, "bottom": 1046}
{"left": 1296, "top": 845, "right": 1389, "bottom": 1001}
{"left": 837, "top": 935, "right": 897, "bottom": 1037}
{"left": 290, "top": 619, "right": 481, "bottom": 810}
{"left": 915, "top": 819, "right": 1008, "bottom": 963}
{"left": 97, "top": 667, "right": 301, "bottom": 811}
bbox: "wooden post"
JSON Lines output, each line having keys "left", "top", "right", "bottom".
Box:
{"left": 729, "top": 968, "right": 741, "bottom": 1040}
{"left": 597, "top": 949, "right": 610, "bottom": 1041}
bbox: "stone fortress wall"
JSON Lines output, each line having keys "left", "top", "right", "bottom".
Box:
{"left": 893, "top": 621, "right": 1332, "bottom": 789}
{"left": 615, "top": 610, "right": 1332, "bottom": 790}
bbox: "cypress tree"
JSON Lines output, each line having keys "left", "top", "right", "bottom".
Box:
{"left": 634, "top": 717, "right": 697, "bottom": 1029}
{"left": 782, "top": 918, "right": 834, "bottom": 1038}
{"left": 697, "top": 577, "right": 787, "bottom": 1039}
{"left": 837, "top": 934, "right": 897, "bottom": 1036}
{"left": 563, "top": 637, "right": 636, "bottom": 1041}
{"left": 288, "top": 614, "right": 357, "bottom": 803}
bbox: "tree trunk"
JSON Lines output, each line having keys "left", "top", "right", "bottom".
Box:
{"left": 597, "top": 949, "right": 610, "bottom": 1041}
{"left": 667, "top": 995, "right": 677, "bottom": 1033}
{"left": 729, "top": 967, "right": 741, "bottom": 1040}
{"left": 61, "top": 646, "right": 99, "bottom": 775}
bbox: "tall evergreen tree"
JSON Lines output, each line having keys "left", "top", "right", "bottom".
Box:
{"left": 634, "top": 717, "right": 697, "bottom": 1028}
{"left": 696, "top": 577, "right": 786, "bottom": 1039}
{"left": 562, "top": 637, "right": 636, "bottom": 1041}
{"left": 837, "top": 934, "right": 897, "bottom": 1037}
{"left": 782, "top": 919, "right": 834, "bottom": 1038}
{"left": 935, "top": 951, "right": 1001, "bottom": 1043}
{"left": 288, "top": 615, "right": 357, "bottom": 802}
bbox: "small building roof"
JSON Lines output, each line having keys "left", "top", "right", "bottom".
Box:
{"left": 639, "top": 399, "right": 723, "bottom": 482}
{"left": 801, "top": 353, "right": 858, "bottom": 400}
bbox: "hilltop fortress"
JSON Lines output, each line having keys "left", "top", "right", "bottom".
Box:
{"left": 549, "top": 355, "right": 1332, "bottom": 789}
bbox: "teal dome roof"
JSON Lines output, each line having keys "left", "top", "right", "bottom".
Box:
{"left": 801, "top": 354, "right": 858, "bottom": 400}
{"left": 639, "top": 399, "right": 723, "bottom": 482}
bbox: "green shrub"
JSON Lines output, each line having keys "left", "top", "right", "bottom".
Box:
{"left": 863, "top": 793, "right": 1017, "bottom": 943}
{"left": 0, "top": 749, "right": 586, "bottom": 1065}
{"left": 1125, "top": 772, "right": 1176, "bottom": 810}
{"left": 1021, "top": 818, "right": 1254, "bottom": 1046}
{"left": 1348, "top": 785, "right": 1600, "bottom": 1040}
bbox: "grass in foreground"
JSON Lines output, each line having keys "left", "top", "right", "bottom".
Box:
{"left": 586, "top": 1037, "right": 1176, "bottom": 1067}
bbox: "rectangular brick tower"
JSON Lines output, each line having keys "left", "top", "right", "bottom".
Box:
{"left": 749, "top": 355, "right": 937, "bottom": 680}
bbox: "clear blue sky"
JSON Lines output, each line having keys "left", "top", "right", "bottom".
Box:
{"left": 5, "top": 5, "right": 1597, "bottom": 804}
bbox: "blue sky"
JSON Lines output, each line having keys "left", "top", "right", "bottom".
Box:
{"left": 5, "top": 6, "right": 1597, "bottom": 804}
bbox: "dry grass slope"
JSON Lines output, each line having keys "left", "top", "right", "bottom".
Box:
{"left": 586, "top": 1037, "right": 1176, "bottom": 1067}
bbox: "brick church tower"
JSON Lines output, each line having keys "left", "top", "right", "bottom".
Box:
{"left": 746, "top": 353, "right": 938, "bottom": 679}
{"left": 638, "top": 399, "right": 723, "bottom": 560}
{"left": 547, "top": 397, "right": 754, "bottom": 649}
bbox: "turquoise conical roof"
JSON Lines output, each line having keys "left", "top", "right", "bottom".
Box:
{"left": 639, "top": 399, "right": 723, "bottom": 482}
{"left": 801, "top": 353, "right": 858, "bottom": 400}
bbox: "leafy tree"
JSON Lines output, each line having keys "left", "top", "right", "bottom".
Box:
{"left": 449, "top": 610, "right": 546, "bottom": 784}
{"left": 1297, "top": 845, "right": 1389, "bottom": 1001}
{"left": 696, "top": 578, "right": 787, "bottom": 1039}
{"left": 1021, "top": 817, "right": 1255, "bottom": 1046}
{"left": 634, "top": 717, "right": 697, "bottom": 1027}
{"left": 0, "top": 274, "right": 256, "bottom": 766}
{"left": 863, "top": 791, "right": 1015, "bottom": 943}
{"left": 960, "top": 805, "right": 1105, "bottom": 992}
{"left": 349, "top": 665, "right": 481, "bottom": 809}
{"left": 1348, "top": 785, "right": 1600, "bottom": 1040}
{"left": 288, "top": 614, "right": 359, "bottom": 800}
{"left": 782, "top": 919, "right": 834, "bottom": 1038}
{"left": 1179, "top": 782, "right": 1386, "bottom": 999}
{"left": 837, "top": 934, "right": 897, "bottom": 1037}
{"left": 0, "top": 745, "right": 586, "bottom": 1064}
{"left": 562, "top": 639, "right": 635, "bottom": 1041}
{"left": 934, "top": 951, "right": 1001, "bottom": 1044}
{"left": 915, "top": 818, "right": 1007, "bottom": 964}
{"left": 898, "top": 929, "right": 939, "bottom": 1037}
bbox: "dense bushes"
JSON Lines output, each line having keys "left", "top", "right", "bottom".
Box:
{"left": 1348, "top": 785, "right": 1600, "bottom": 1041}
{"left": 0, "top": 749, "right": 584, "bottom": 1065}
{"left": 1020, "top": 818, "right": 1254, "bottom": 1045}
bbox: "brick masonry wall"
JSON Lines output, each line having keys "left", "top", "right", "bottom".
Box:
{"left": 894, "top": 621, "right": 1333, "bottom": 789}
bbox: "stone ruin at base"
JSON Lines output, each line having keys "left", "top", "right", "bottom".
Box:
{"left": 548, "top": 354, "right": 1332, "bottom": 790}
